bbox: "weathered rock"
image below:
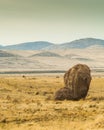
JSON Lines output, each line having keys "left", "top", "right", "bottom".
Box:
{"left": 64, "top": 64, "right": 92, "bottom": 100}
{"left": 54, "top": 64, "right": 91, "bottom": 100}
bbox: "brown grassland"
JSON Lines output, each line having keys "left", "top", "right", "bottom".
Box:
{"left": 0, "top": 75, "right": 104, "bottom": 130}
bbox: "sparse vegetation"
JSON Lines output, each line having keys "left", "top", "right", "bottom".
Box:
{"left": 0, "top": 75, "right": 104, "bottom": 130}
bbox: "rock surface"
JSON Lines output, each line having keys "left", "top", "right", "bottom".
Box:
{"left": 55, "top": 64, "right": 92, "bottom": 100}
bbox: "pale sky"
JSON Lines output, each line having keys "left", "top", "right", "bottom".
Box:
{"left": 0, "top": 0, "right": 104, "bottom": 45}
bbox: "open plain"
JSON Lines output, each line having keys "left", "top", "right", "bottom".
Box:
{"left": 0, "top": 75, "right": 104, "bottom": 130}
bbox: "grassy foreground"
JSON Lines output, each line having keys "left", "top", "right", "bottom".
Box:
{"left": 0, "top": 75, "right": 104, "bottom": 130}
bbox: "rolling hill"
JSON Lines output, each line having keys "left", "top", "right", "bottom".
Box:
{"left": 31, "top": 51, "right": 61, "bottom": 57}
{"left": 0, "top": 38, "right": 104, "bottom": 72}
{"left": 0, "top": 45, "right": 3, "bottom": 49}
{"left": 45, "top": 38, "right": 104, "bottom": 50}
{"left": 0, "top": 38, "right": 104, "bottom": 50}
{"left": 3, "top": 41, "right": 54, "bottom": 50}
{"left": 0, "top": 50, "right": 19, "bottom": 57}
{"left": 59, "top": 38, "right": 104, "bottom": 49}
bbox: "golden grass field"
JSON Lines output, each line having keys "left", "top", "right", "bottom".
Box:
{"left": 0, "top": 75, "right": 104, "bottom": 130}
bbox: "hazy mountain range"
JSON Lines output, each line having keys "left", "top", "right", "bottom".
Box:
{"left": 0, "top": 38, "right": 104, "bottom": 50}
{"left": 0, "top": 38, "right": 104, "bottom": 73}
{"left": 0, "top": 41, "right": 53, "bottom": 50}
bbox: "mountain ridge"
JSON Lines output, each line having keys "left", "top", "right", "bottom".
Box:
{"left": 45, "top": 38, "right": 104, "bottom": 50}
{"left": 2, "top": 41, "right": 54, "bottom": 50}
{"left": 0, "top": 38, "right": 104, "bottom": 50}
{"left": 60, "top": 38, "right": 104, "bottom": 48}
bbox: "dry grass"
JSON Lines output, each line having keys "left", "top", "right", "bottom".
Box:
{"left": 0, "top": 75, "right": 104, "bottom": 130}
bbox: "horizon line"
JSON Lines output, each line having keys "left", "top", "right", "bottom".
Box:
{"left": 0, "top": 37, "right": 104, "bottom": 46}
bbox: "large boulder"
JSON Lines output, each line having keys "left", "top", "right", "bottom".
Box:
{"left": 55, "top": 64, "right": 91, "bottom": 100}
